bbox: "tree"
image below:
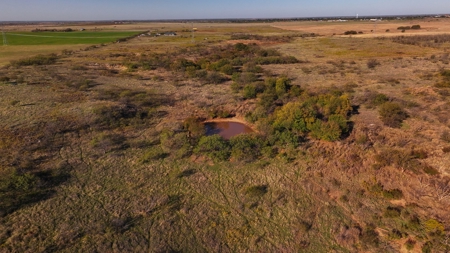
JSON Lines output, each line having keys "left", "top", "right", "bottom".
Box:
{"left": 194, "top": 135, "right": 230, "bottom": 161}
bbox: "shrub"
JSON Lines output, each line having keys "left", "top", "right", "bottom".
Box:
{"left": 373, "top": 93, "right": 389, "bottom": 105}
{"left": 275, "top": 76, "right": 290, "bottom": 97}
{"left": 195, "top": 135, "right": 230, "bottom": 161}
{"left": 441, "top": 130, "right": 450, "bottom": 142}
{"left": 411, "top": 25, "right": 421, "bottom": 30}
{"left": 411, "top": 149, "right": 428, "bottom": 159}
{"left": 379, "top": 102, "right": 408, "bottom": 128}
{"left": 344, "top": 30, "right": 358, "bottom": 35}
{"left": 220, "top": 64, "right": 235, "bottom": 75}
{"left": 382, "top": 189, "right": 403, "bottom": 199}
{"left": 383, "top": 206, "right": 402, "bottom": 218}
{"left": 367, "top": 59, "right": 380, "bottom": 69}
{"left": 5, "top": 171, "right": 38, "bottom": 191}
{"left": 422, "top": 241, "right": 433, "bottom": 253}
{"left": 243, "top": 84, "right": 257, "bottom": 99}
{"left": 141, "top": 147, "right": 168, "bottom": 162}
{"left": 360, "top": 224, "right": 379, "bottom": 248}
{"left": 374, "top": 148, "right": 415, "bottom": 170}
{"left": 11, "top": 53, "right": 58, "bottom": 67}
{"left": 245, "top": 185, "right": 268, "bottom": 198}
{"left": 423, "top": 165, "right": 439, "bottom": 175}
{"left": 424, "top": 219, "right": 445, "bottom": 235}
{"left": 309, "top": 120, "right": 342, "bottom": 141}
{"left": 0, "top": 76, "right": 10, "bottom": 82}
{"left": 388, "top": 229, "right": 404, "bottom": 239}
{"left": 405, "top": 239, "right": 416, "bottom": 250}
{"left": 205, "top": 71, "right": 227, "bottom": 84}
{"left": 229, "top": 134, "right": 262, "bottom": 161}
{"left": 234, "top": 42, "right": 249, "bottom": 51}
{"left": 183, "top": 116, "right": 205, "bottom": 138}
{"left": 243, "top": 62, "right": 263, "bottom": 73}
{"left": 237, "top": 72, "right": 258, "bottom": 84}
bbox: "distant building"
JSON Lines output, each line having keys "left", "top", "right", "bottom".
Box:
{"left": 164, "top": 32, "right": 177, "bottom": 36}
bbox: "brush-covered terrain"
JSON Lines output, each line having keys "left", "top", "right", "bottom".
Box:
{"left": 0, "top": 21, "right": 450, "bottom": 252}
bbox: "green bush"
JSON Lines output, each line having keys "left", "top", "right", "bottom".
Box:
{"left": 309, "top": 120, "right": 342, "bottom": 141}
{"left": 183, "top": 116, "right": 205, "bottom": 139}
{"left": 245, "top": 185, "right": 268, "bottom": 198}
{"left": 242, "top": 62, "right": 263, "bottom": 73}
{"left": 170, "top": 58, "right": 198, "bottom": 72}
{"left": 373, "top": 93, "right": 389, "bottom": 105}
{"left": 275, "top": 76, "right": 290, "bottom": 97}
{"left": 379, "top": 102, "right": 408, "bottom": 128}
{"left": 204, "top": 71, "right": 227, "bottom": 84}
{"left": 141, "top": 147, "right": 168, "bottom": 162}
{"left": 195, "top": 135, "right": 230, "bottom": 161}
{"left": 11, "top": 53, "right": 58, "bottom": 67}
{"left": 382, "top": 189, "right": 403, "bottom": 199}
{"left": 4, "top": 171, "right": 38, "bottom": 191}
{"left": 243, "top": 84, "right": 257, "bottom": 99}
{"left": 220, "top": 64, "right": 235, "bottom": 75}
{"left": 229, "top": 134, "right": 262, "bottom": 161}
{"left": 271, "top": 94, "right": 352, "bottom": 141}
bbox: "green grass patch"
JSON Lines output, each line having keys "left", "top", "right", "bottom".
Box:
{"left": 4, "top": 31, "right": 141, "bottom": 45}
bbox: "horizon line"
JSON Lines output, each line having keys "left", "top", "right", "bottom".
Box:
{"left": 1, "top": 13, "right": 449, "bottom": 23}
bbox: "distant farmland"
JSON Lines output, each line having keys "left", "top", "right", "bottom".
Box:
{"left": 3, "top": 31, "right": 142, "bottom": 45}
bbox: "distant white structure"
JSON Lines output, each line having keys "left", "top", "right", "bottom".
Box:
{"left": 356, "top": 14, "right": 359, "bottom": 19}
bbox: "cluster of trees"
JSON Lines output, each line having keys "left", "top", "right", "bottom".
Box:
{"left": 154, "top": 91, "right": 353, "bottom": 164}
{"left": 397, "top": 25, "right": 421, "bottom": 30}
{"left": 344, "top": 31, "right": 363, "bottom": 35}
{"left": 10, "top": 54, "right": 59, "bottom": 67}
{"left": 230, "top": 33, "right": 317, "bottom": 42}
{"left": 389, "top": 34, "right": 450, "bottom": 48}
{"left": 124, "top": 42, "right": 300, "bottom": 84}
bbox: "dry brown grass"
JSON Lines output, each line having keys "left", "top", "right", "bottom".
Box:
{"left": 1, "top": 19, "right": 450, "bottom": 253}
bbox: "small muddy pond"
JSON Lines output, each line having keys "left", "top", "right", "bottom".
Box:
{"left": 204, "top": 121, "right": 253, "bottom": 139}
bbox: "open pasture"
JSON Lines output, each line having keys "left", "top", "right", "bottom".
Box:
{"left": 2, "top": 31, "right": 141, "bottom": 45}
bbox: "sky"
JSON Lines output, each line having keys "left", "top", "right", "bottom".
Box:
{"left": 1, "top": 0, "right": 449, "bottom": 21}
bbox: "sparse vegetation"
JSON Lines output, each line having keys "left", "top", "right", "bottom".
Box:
{"left": 379, "top": 102, "right": 409, "bottom": 128}
{"left": 1, "top": 19, "right": 449, "bottom": 253}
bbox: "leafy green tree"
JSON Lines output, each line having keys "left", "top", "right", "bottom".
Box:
{"left": 243, "top": 84, "right": 257, "bottom": 99}
{"left": 195, "top": 135, "right": 230, "bottom": 161}
{"left": 275, "top": 76, "right": 290, "bottom": 97}
{"left": 230, "top": 134, "right": 262, "bottom": 161}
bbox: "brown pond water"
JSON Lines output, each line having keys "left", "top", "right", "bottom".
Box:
{"left": 204, "top": 121, "right": 253, "bottom": 139}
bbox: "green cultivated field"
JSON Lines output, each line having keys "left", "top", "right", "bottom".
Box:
{"left": 3, "top": 31, "right": 141, "bottom": 45}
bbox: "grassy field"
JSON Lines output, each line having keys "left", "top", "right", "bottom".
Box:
{"left": 0, "top": 20, "right": 450, "bottom": 252}
{"left": 3, "top": 31, "right": 142, "bottom": 45}
{"left": 0, "top": 31, "right": 142, "bottom": 66}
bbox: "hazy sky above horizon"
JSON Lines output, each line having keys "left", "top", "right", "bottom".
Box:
{"left": 1, "top": 0, "right": 449, "bottom": 21}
